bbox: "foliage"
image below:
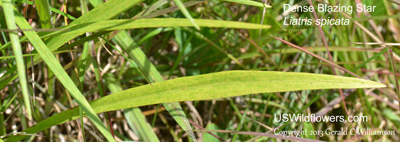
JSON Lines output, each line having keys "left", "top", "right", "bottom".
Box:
{"left": 0, "top": 0, "right": 398, "bottom": 141}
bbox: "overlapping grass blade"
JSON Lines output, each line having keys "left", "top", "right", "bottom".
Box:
{"left": 2, "top": 0, "right": 32, "bottom": 120}
{"left": 11, "top": 5, "right": 115, "bottom": 142}
{"left": 6, "top": 71, "right": 386, "bottom": 141}
{"left": 40, "top": 18, "right": 271, "bottom": 39}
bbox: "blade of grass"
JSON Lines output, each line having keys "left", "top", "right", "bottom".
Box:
{"left": 77, "top": 41, "right": 91, "bottom": 141}
{"left": 352, "top": 47, "right": 389, "bottom": 72}
{"left": 223, "top": 0, "right": 271, "bottom": 8}
{"left": 2, "top": 0, "right": 32, "bottom": 121}
{"left": 11, "top": 5, "right": 115, "bottom": 142}
{"left": 388, "top": 48, "right": 400, "bottom": 109}
{"left": 173, "top": 0, "right": 200, "bottom": 30}
{"left": 40, "top": 18, "right": 271, "bottom": 39}
{"left": 35, "top": 0, "right": 51, "bottom": 29}
{"left": 5, "top": 70, "right": 386, "bottom": 141}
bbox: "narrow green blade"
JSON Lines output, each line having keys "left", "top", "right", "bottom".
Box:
{"left": 2, "top": 0, "right": 32, "bottom": 120}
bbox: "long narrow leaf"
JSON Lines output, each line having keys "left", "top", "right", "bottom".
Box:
{"left": 2, "top": 0, "right": 32, "bottom": 120}
{"left": 6, "top": 71, "right": 386, "bottom": 141}
{"left": 40, "top": 18, "right": 271, "bottom": 39}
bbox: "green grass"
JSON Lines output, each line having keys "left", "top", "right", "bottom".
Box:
{"left": 11, "top": 4, "right": 115, "bottom": 141}
{"left": 0, "top": 0, "right": 399, "bottom": 141}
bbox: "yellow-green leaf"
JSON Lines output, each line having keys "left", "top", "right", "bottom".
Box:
{"left": 6, "top": 71, "right": 385, "bottom": 141}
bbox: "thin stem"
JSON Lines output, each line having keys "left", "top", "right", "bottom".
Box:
{"left": 2, "top": 0, "right": 32, "bottom": 121}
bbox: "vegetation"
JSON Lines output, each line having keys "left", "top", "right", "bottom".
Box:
{"left": 0, "top": 0, "right": 398, "bottom": 141}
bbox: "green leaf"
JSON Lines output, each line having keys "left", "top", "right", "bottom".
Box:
{"left": 41, "top": 18, "right": 271, "bottom": 39}
{"left": 2, "top": 0, "right": 32, "bottom": 120}
{"left": 6, "top": 71, "right": 385, "bottom": 141}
